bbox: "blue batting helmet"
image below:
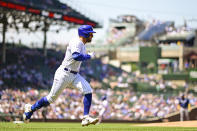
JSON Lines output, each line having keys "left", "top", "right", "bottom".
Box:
{"left": 78, "top": 25, "right": 96, "bottom": 38}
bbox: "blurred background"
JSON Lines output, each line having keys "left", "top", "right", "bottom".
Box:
{"left": 0, "top": 0, "right": 197, "bottom": 123}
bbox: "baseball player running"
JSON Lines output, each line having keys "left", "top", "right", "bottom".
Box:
{"left": 23, "top": 25, "right": 99, "bottom": 126}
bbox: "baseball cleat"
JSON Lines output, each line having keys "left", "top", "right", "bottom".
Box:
{"left": 23, "top": 104, "right": 33, "bottom": 123}
{"left": 81, "top": 115, "right": 99, "bottom": 126}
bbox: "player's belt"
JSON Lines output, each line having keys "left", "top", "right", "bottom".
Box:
{"left": 64, "top": 68, "right": 78, "bottom": 74}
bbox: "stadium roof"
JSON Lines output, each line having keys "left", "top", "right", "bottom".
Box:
{"left": 158, "top": 31, "right": 195, "bottom": 41}
{"left": 0, "top": 0, "right": 101, "bottom": 27}
{"left": 0, "top": 0, "right": 102, "bottom": 64}
{"left": 138, "top": 21, "right": 173, "bottom": 41}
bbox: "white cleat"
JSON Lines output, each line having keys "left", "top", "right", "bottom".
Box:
{"left": 81, "top": 115, "right": 99, "bottom": 127}
{"left": 23, "top": 104, "right": 32, "bottom": 123}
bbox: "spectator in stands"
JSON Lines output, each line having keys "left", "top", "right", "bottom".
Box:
{"left": 178, "top": 94, "right": 190, "bottom": 121}
{"left": 184, "top": 61, "right": 190, "bottom": 70}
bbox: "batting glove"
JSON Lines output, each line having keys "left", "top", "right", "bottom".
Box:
{"left": 88, "top": 52, "right": 96, "bottom": 59}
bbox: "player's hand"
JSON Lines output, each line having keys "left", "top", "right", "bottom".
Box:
{"left": 88, "top": 52, "right": 96, "bottom": 59}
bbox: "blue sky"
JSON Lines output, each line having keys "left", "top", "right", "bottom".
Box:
{"left": 64, "top": 0, "right": 197, "bottom": 28}
{"left": 59, "top": 0, "right": 197, "bottom": 43}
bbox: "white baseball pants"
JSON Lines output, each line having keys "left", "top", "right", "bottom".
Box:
{"left": 180, "top": 107, "right": 189, "bottom": 121}
{"left": 46, "top": 66, "right": 92, "bottom": 103}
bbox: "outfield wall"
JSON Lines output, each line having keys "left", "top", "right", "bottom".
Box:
{"left": 29, "top": 106, "right": 197, "bottom": 123}
{"left": 1, "top": 106, "right": 197, "bottom": 123}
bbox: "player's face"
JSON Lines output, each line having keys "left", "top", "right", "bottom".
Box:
{"left": 87, "top": 33, "right": 93, "bottom": 42}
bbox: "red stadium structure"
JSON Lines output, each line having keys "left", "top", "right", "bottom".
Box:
{"left": 0, "top": 0, "right": 100, "bottom": 26}
{"left": 0, "top": 0, "right": 102, "bottom": 63}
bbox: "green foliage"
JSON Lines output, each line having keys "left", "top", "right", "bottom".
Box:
{"left": 162, "top": 73, "right": 189, "bottom": 80}
{"left": 131, "top": 63, "right": 139, "bottom": 72}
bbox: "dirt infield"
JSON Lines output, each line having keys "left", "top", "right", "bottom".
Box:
{"left": 139, "top": 121, "right": 197, "bottom": 127}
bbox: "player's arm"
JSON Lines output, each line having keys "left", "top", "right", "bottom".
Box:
{"left": 72, "top": 52, "right": 91, "bottom": 61}
{"left": 187, "top": 99, "right": 191, "bottom": 110}
{"left": 188, "top": 104, "right": 191, "bottom": 111}
{"left": 177, "top": 104, "right": 180, "bottom": 110}
{"left": 71, "top": 41, "right": 94, "bottom": 61}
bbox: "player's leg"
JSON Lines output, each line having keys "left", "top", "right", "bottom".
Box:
{"left": 180, "top": 108, "right": 184, "bottom": 121}
{"left": 185, "top": 109, "right": 190, "bottom": 120}
{"left": 83, "top": 93, "right": 92, "bottom": 116}
{"left": 23, "top": 68, "right": 71, "bottom": 122}
{"left": 72, "top": 74, "right": 99, "bottom": 126}
{"left": 23, "top": 97, "right": 50, "bottom": 122}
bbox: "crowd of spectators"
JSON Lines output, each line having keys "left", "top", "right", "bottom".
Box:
{"left": 1, "top": 47, "right": 196, "bottom": 93}
{"left": 106, "top": 27, "right": 128, "bottom": 44}
{"left": 0, "top": 48, "right": 55, "bottom": 90}
{"left": 0, "top": 47, "right": 197, "bottom": 121}
{"left": 1, "top": 87, "right": 197, "bottom": 121}
{"left": 165, "top": 26, "right": 192, "bottom": 35}
{"left": 0, "top": 47, "right": 124, "bottom": 90}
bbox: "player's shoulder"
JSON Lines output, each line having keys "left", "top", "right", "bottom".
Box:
{"left": 69, "top": 37, "right": 83, "bottom": 46}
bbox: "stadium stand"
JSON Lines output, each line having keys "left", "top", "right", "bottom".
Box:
{"left": 0, "top": 46, "right": 197, "bottom": 122}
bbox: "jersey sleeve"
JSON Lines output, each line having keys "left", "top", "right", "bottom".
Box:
{"left": 72, "top": 52, "right": 91, "bottom": 61}
{"left": 70, "top": 40, "right": 82, "bottom": 54}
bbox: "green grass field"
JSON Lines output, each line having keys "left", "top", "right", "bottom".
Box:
{"left": 0, "top": 122, "right": 197, "bottom": 131}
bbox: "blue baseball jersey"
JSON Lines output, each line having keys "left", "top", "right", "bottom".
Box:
{"left": 179, "top": 98, "right": 189, "bottom": 109}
